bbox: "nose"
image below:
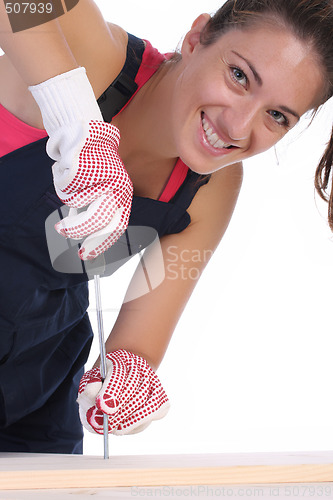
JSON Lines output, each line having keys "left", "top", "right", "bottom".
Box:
{"left": 221, "top": 100, "right": 259, "bottom": 143}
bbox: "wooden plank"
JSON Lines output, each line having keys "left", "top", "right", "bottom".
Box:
{"left": 0, "top": 452, "right": 332, "bottom": 490}
{"left": 1, "top": 483, "right": 333, "bottom": 500}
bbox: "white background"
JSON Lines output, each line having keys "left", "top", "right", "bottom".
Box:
{"left": 84, "top": 0, "right": 333, "bottom": 457}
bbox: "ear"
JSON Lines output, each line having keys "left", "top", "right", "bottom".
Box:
{"left": 181, "top": 13, "right": 211, "bottom": 61}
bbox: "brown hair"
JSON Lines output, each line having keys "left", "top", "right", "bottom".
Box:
{"left": 200, "top": 0, "right": 333, "bottom": 229}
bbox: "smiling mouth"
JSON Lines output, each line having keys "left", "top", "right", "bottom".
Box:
{"left": 201, "top": 113, "right": 234, "bottom": 150}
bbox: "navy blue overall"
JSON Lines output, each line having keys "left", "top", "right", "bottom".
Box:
{"left": 0, "top": 34, "right": 210, "bottom": 453}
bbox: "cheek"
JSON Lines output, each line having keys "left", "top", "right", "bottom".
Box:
{"left": 253, "top": 128, "right": 287, "bottom": 155}
{"left": 178, "top": 61, "right": 226, "bottom": 109}
{"left": 170, "top": 88, "right": 201, "bottom": 141}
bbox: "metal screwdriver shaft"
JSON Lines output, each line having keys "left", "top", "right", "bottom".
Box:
{"left": 94, "top": 274, "right": 109, "bottom": 460}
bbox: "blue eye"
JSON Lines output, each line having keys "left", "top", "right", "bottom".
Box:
{"left": 269, "top": 110, "right": 289, "bottom": 127}
{"left": 231, "top": 67, "right": 248, "bottom": 87}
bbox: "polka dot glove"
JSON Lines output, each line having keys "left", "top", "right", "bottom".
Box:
{"left": 77, "top": 350, "right": 170, "bottom": 435}
{"left": 29, "top": 67, "right": 133, "bottom": 260}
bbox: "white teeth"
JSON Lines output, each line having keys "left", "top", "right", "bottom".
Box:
{"left": 209, "top": 132, "right": 219, "bottom": 144}
{"left": 215, "top": 139, "right": 226, "bottom": 148}
{"left": 202, "top": 116, "right": 231, "bottom": 149}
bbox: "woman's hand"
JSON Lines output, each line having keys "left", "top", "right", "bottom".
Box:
{"left": 77, "top": 349, "right": 170, "bottom": 435}
{"left": 29, "top": 67, "right": 133, "bottom": 260}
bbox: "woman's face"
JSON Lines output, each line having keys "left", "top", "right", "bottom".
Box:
{"left": 171, "top": 17, "right": 324, "bottom": 174}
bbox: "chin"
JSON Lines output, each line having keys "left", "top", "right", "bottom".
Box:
{"left": 184, "top": 159, "right": 234, "bottom": 175}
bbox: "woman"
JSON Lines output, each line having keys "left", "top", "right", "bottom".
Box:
{"left": 0, "top": 0, "right": 332, "bottom": 453}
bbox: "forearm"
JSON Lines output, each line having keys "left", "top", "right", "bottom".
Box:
{"left": 93, "top": 292, "right": 180, "bottom": 373}
{"left": 95, "top": 165, "right": 243, "bottom": 372}
{"left": 93, "top": 306, "right": 174, "bottom": 373}
{"left": 101, "top": 304, "right": 177, "bottom": 372}
{"left": 94, "top": 236, "right": 206, "bottom": 372}
{"left": 0, "top": 1, "right": 78, "bottom": 85}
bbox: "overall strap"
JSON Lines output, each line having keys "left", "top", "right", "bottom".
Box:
{"left": 170, "top": 170, "right": 211, "bottom": 211}
{"left": 97, "top": 33, "right": 145, "bottom": 122}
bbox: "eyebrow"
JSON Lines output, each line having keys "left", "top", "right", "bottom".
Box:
{"left": 231, "top": 50, "right": 300, "bottom": 122}
{"left": 279, "top": 105, "right": 300, "bottom": 122}
{"left": 231, "top": 50, "right": 263, "bottom": 86}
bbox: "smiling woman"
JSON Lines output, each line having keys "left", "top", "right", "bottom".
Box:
{"left": 0, "top": 0, "right": 332, "bottom": 455}
{"left": 199, "top": 0, "right": 333, "bottom": 224}
{"left": 167, "top": 17, "right": 324, "bottom": 174}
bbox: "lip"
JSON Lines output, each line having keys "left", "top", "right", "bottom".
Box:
{"left": 199, "top": 113, "right": 238, "bottom": 157}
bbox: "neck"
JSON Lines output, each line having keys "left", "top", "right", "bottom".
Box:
{"left": 112, "top": 59, "right": 183, "bottom": 199}
{"left": 114, "top": 59, "right": 181, "bottom": 166}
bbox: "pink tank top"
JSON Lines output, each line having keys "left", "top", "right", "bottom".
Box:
{"left": 0, "top": 39, "right": 188, "bottom": 203}
{"left": 0, "top": 103, "right": 47, "bottom": 156}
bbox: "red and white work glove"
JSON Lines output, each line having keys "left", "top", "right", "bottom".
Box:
{"left": 77, "top": 350, "right": 170, "bottom": 435}
{"left": 29, "top": 67, "right": 133, "bottom": 260}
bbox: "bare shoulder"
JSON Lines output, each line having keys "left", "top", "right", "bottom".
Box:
{"left": 186, "top": 162, "right": 243, "bottom": 246}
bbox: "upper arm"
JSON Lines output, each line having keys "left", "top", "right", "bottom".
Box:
{"left": 186, "top": 162, "right": 243, "bottom": 249}
{"left": 57, "top": 0, "right": 128, "bottom": 98}
{"left": 0, "top": 0, "right": 128, "bottom": 126}
{"left": 0, "top": 0, "right": 127, "bottom": 89}
{"left": 104, "top": 163, "right": 243, "bottom": 369}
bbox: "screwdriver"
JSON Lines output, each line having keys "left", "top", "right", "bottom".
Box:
{"left": 93, "top": 273, "right": 109, "bottom": 460}
{"left": 47, "top": 207, "right": 112, "bottom": 459}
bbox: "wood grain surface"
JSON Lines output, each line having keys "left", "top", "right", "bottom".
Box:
{"left": 0, "top": 451, "right": 332, "bottom": 490}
